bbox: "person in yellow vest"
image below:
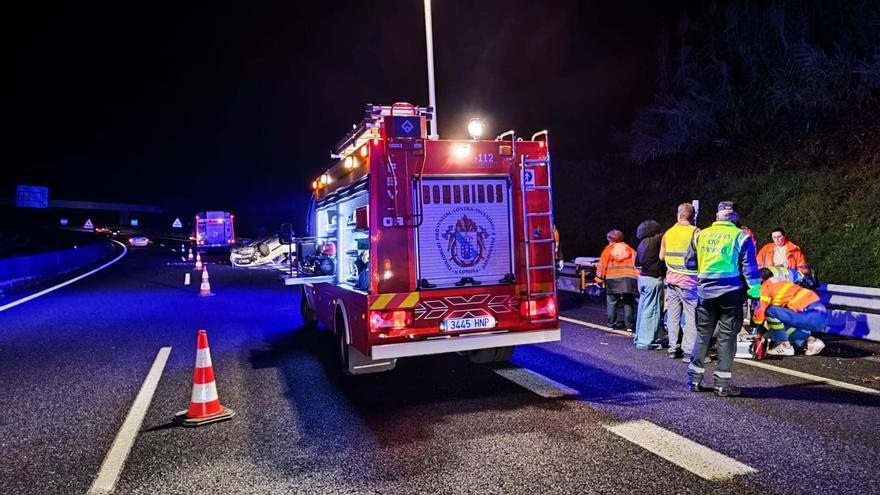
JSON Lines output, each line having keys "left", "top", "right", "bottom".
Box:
{"left": 686, "top": 201, "right": 761, "bottom": 397}
{"left": 659, "top": 203, "right": 699, "bottom": 360}
{"left": 753, "top": 268, "right": 827, "bottom": 356}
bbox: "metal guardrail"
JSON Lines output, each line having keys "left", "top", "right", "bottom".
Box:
{"left": 557, "top": 258, "right": 880, "bottom": 343}
{"left": 818, "top": 283, "right": 880, "bottom": 343}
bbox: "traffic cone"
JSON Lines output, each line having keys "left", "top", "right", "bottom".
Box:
{"left": 198, "top": 265, "right": 214, "bottom": 296}
{"left": 174, "top": 329, "right": 234, "bottom": 427}
{"left": 187, "top": 248, "right": 194, "bottom": 261}
{"left": 194, "top": 252, "right": 203, "bottom": 271}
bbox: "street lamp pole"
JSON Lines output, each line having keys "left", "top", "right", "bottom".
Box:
{"left": 423, "top": 0, "right": 439, "bottom": 139}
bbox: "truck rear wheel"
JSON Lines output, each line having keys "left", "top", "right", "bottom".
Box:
{"left": 335, "top": 310, "right": 353, "bottom": 376}
{"left": 300, "top": 287, "right": 317, "bottom": 329}
{"left": 466, "top": 346, "right": 514, "bottom": 364}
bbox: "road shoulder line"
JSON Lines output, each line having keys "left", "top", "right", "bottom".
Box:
{"left": 561, "top": 314, "right": 880, "bottom": 397}
{"left": 0, "top": 239, "right": 128, "bottom": 313}
{"left": 605, "top": 420, "right": 757, "bottom": 481}
{"left": 494, "top": 367, "right": 579, "bottom": 398}
{"left": 734, "top": 358, "right": 880, "bottom": 396}
{"left": 87, "top": 346, "right": 172, "bottom": 495}
{"left": 559, "top": 315, "right": 631, "bottom": 337}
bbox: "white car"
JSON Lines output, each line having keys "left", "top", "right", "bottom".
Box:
{"left": 128, "top": 236, "right": 151, "bottom": 247}
{"left": 230, "top": 235, "right": 292, "bottom": 267}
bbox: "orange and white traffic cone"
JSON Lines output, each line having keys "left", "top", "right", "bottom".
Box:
{"left": 187, "top": 248, "right": 194, "bottom": 261}
{"left": 198, "top": 265, "right": 214, "bottom": 296}
{"left": 174, "top": 329, "right": 234, "bottom": 427}
{"left": 194, "top": 252, "right": 203, "bottom": 271}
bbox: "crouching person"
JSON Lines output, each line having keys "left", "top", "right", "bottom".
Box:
{"left": 752, "top": 268, "right": 827, "bottom": 356}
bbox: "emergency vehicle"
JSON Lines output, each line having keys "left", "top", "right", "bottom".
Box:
{"left": 297, "top": 103, "right": 560, "bottom": 375}
{"left": 193, "top": 211, "right": 235, "bottom": 250}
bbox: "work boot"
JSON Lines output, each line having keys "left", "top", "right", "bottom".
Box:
{"left": 686, "top": 379, "right": 709, "bottom": 393}
{"left": 713, "top": 384, "right": 742, "bottom": 397}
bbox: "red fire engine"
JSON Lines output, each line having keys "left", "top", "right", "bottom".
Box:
{"left": 297, "top": 103, "right": 559, "bottom": 374}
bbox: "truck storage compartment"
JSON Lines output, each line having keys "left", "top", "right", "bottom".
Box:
{"left": 416, "top": 177, "right": 514, "bottom": 289}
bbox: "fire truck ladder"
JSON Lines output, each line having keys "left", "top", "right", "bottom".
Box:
{"left": 519, "top": 130, "right": 556, "bottom": 322}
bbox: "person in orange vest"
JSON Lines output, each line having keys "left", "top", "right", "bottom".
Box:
{"left": 756, "top": 227, "right": 809, "bottom": 275}
{"left": 752, "top": 268, "right": 827, "bottom": 356}
{"left": 595, "top": 229, "right": 639, "bottom": 330}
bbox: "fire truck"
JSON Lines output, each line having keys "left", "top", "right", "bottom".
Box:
{"left": 193, "top": 211, "right": 235, "bottom": 250}
{"left": 297, "top": 103, "right": 560, "bottom": 375}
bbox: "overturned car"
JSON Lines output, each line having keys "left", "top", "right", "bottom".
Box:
{"left": 230, "top": 235, "right": 292, "bottom": 267}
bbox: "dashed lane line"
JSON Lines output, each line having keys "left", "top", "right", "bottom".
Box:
{"left": 87, "top": 346, "right": 172, "bottom": 495}
{"left": 559, "top": 314, "right": 880, "bottom": 397}
{"left": 0, "top": 240, "right": 128, "bottom": 313}
{"left": 494, "top": 366, "right": 757, "bottom": 481}
{"left": 605, "top": 420, "right": 757, "bottom": 481}
{"left": 493, "top": 367, "right": 579, "bottom": 398}
{"left": 734, "top": 358, "right": 880, "bottom": 396}
{"left": 559, "top": 315, "right": 631, "bottom": 337}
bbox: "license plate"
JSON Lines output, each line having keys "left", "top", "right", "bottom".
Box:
{"left": 441, "top": 316, "right": 496, "bottom": 332}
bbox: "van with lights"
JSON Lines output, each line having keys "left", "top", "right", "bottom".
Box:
{"left": 297, "top": 103, "right": 559, "bottom": 375}
{"left": 193, "top": 211, "right": 235, "bottom": 250}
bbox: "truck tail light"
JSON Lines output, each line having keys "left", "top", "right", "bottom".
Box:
{"left": 369, "top": 310, "right": 413, "bottom": 332}
{"left": 520, "top": 296, "right": 557, "bottom": 319}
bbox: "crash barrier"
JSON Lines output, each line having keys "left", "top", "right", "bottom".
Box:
{"left": 0, "top": 241, "right": 115, "bottom": 288}
{"left": 818, "top": 283, "right": 880, "bottom": 343}
{"left": 557, "top": 259, "right": 880, "bottom": 343}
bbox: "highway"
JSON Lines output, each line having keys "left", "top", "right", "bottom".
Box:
{"left": 1, "top": 245, "right": 878, "bottom": 494}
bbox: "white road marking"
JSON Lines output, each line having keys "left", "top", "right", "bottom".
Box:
{"left": 494, "top": 367, "right": 579, "bottom": 398}
{"left": 0, "top": 240, "right": 128, "bottom": 313}
{"left": 605, "top": 420, "right": 757, "bottom": 481}
{"left": 560, "top": 313, "right": 880, "bottom": 397}
{"left": 735, "top": 358, "right": 880, "bottom": 396}
{"left": 559, "top": 315, "right": 631, "bottom": 337}
{"left": 87, "top": 347, "right": 171, "bottom": 495}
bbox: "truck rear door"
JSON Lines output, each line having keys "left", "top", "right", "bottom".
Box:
{"left": 416, "top": 177, "right": 514, "bottom": 289}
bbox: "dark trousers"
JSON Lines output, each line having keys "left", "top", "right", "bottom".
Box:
{"left": 606, "top": 292, "right": 636, "bottom": 329}
{"left": 688, "top": 290, "right": 743, "bottom": 387}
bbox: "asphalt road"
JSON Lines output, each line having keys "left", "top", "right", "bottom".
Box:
{"left": 1, "top": 246, "right": 878, "bottom": 494}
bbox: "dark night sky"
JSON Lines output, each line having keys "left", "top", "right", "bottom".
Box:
{"left": 4, "top": 1, "right": 695, "bottom": 234}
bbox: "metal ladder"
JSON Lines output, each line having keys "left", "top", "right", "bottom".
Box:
{"left": 519, "top": 130, "right": 556, "bottom": 321}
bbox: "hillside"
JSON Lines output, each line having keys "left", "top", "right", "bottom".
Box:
{"left": 553, "top": 112, "right": 880, "bottom": 287}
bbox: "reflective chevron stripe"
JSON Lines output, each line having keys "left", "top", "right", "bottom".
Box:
{"left": 370, "top": 292, "right": 420, "bottom": 310}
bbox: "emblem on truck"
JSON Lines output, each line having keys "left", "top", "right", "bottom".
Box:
{"left": 443, "top": 214, "right": 489, "bottom": 268}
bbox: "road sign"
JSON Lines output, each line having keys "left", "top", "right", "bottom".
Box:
{"left": 131, "top": 219, "right": 139, "bottom": 227}
{"left": 172, "top": 218, "right": 183, "bottom": 229}
{"left": 83, "top": 219, "right": 94, "bottom": 230}
{"left": 60, "top": 218, "right": 68, "bottom": 226}
{"left": 15, "top": 185, "right": 49, "bottom": 209}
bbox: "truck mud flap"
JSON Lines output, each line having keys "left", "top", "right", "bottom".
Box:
{"left": 348, "top": 344, "right": 397, "bottom": 375}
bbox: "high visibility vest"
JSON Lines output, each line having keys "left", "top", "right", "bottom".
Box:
{"left": 696, "top": 221, "right": 746, "bottom": 279}
{"left": 663, "top": 224, "right": 698, "bottom": 275}
{"left": 752, "top": 280, "right": 820, "bottom": 325}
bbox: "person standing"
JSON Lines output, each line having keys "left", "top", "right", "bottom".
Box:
{"left": 756, "top": 227, "right": 809, "bottom": 275}
{"left": 660, "top": 203, "right": 700, "bottom": 360}
{"left": 595, "top": 229, "right": 638, "bottom": 331}
{"left": 687, "top": 201, "right": 761, "bottom": 397}
{"left": 634, "top": 220, "right": 665, "bottom": 350}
